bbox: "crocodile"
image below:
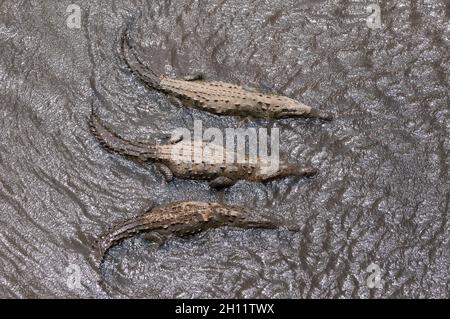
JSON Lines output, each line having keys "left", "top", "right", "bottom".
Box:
{"left": 95, "top": 201, "right": 286, "bottom": 267}
{"left": 120, "top": 22, "right": 333, "bottom": 121}
{"left": 89, "top": 109, "right": 318, "bottom": 188}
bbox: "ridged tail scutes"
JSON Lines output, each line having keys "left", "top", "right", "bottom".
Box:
{"left": 89, "top": 107, "right": 157, "bottom": 161}
{"left": 120, "top": 18, "right": 162, "bottom": 90}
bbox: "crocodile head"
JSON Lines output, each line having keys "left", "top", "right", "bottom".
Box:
{"left": 210, "top": 203, "right": 280, "bottom": 230}
{"left": 255, "top": 163, "right": 318, "bottom": 181}
{"left": 272, "top": 99, "right": 333, "bottom": 121}
{"left": 210, "top": 203, "right": 243, "bottom": 220}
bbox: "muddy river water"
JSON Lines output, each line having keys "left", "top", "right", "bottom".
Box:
{"left": 0, "top": 0, "right": 449, "bottom": 298}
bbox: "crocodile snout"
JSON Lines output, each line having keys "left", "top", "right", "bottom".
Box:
{"left": 298, "top": 167, "right": 319, "bottom": 177}
{"left": 308, "top": 108, "right": 334, "bottom": 121}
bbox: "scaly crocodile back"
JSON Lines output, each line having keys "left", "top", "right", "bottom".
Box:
{"left": 95, "top": 201, "right": 242, "bottom": 265}
{"left": 119, "top": 18, "right": 333, "bottom": 120}
{"left": 94, "top": 201, "right": 278, "bottom": 268}
{"left": 159, "top": 77, "right": 311, "bottom": 118}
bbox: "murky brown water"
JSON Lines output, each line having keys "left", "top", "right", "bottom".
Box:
{"left": 0, "top": 0, "right": 449, "bottom": 298}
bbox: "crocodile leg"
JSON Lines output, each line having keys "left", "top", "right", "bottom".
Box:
{"left": 209, "top": 176, "right": 236, "bottom": 189}
{"left": 141, "top": 232, "right": 166, "bottom": 246}
{"left": 183, "top": 73, "right": 204, "bottom": 81}
{"left": 167, "top": 95, "right": 183, "bottom": 108}
{"left": 168, "top": 132, "right": 184, "bottom": 144}
{"left": 237, "top": 116, "right": 252, "bottom": 128}
{"left": 159, "top": 131, "right": 184, "bottom": 144}
{"left": 155, "top": 163, "right": 174, "bottom": 182}
{"left": 242, "top": 85, "right": 260, "bottom": 93}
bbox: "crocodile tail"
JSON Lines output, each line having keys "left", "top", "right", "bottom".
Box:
{"left": 89, "top": 108, "right": 157, "bottom": 161}
{"left": 93, "top": 214, "right": 155, "bottom": 269}
{"left": 120, "top": 18, "right": 162, "bottom": 90}
{"left": 92, "top": 236, "right": 108, "bottom": 269}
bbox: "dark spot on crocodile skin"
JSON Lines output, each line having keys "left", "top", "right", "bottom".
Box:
{"left": 235, "top": 103, "right": 240, "bottom": 107}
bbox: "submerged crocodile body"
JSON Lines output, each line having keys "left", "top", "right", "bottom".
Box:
{"left": 89, "top": 111, "right": 318, "bottom": 188}
{"left": 95, "top": 201, "right": 281, "bottom": 266}
{"left": 120, "top": 24, "right": 333, "bottom": 121}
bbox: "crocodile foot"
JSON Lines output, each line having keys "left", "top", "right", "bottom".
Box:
{"left": 141, "top": 232, "right": 167, "bottom": 246}
{"left": 155, "top": 163, "right": 173, "bottom": 182}
{"left": 167, "top": 95, "right": 183, "bottom": 108}
{"left": 209, "top": 176, "right": 236, "bottom": 189}
{"left": 183, "top": 73, "right": 204, "bottom": 81}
